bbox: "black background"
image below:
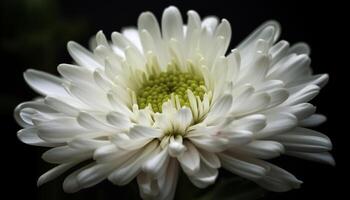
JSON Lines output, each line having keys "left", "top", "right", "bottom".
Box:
{"left": 1, "top": 0, "right": 347, "bottom": 199}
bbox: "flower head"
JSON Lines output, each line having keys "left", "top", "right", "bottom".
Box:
{"left": 15, "top": 6, "right": 333, "bottom": 199}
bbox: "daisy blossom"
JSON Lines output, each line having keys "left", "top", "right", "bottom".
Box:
{"left": 15, "top": 6, "right": 333, "bottom": 200}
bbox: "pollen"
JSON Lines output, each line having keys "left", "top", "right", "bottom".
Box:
{"left": 137, "top": 71, "right": 206, "bottom": 112}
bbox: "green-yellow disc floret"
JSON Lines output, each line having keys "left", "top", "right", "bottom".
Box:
{"left": 137, "top": 71, "right": 206, "bottom": 112}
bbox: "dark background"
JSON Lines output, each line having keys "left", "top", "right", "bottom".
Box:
{"left": 1, "top": 0, "right": 347, "bottom": 199}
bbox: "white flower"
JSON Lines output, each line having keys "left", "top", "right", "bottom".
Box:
{"left": 15, "top": 6, "right": 333, "bottom": 200}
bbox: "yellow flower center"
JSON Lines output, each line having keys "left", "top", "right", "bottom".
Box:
{"left": 137, "top": 71, "right": 206, "bottom": 112}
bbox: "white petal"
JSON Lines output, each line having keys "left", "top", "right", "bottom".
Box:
{"left": 124, "top": 45, "right": 146, "bottom": 70}
{"left": 272, "top": 127, "right": 332, "bottom": 152}
{"left": 254, "top": 161, "right": 302, "bottom": 192}
{"left": 63, "top": 163, "right": 95, "bottom": 193}
{"left": 37, "top": 162, "right": 78, "bottom": 186}
{"left": 238, "top": 21, "right": 280, "bottom": 65}
{"left": 205, "top": 94, "right": 233, "bottom": 125}
{"left": 228, "top": 114, "right": 266, "bottom": 133}
{"left": 35, "top": 117, "right": 92, "bottom": 143}
{"left": 128, "top": 125, "right": 162, "bottom": 139}
{"left": 189, "top": 135, "right": 229, "bottom": 153}
{"left": 68, "top": 137, "right": 110, "bottom": 150}
{"left": 269, "top": 40, "right": 290, "bottom": 65}
{"left": 288, "top": 42, "right": 310, "bottom": 55}
{"left": 17, "top": 127, "right": 59, "bottom": 147}
{"left": 214, "top": 19, "right": 231, "bottom": 52}
{"left": 219, "top": 153, "right": 267, "bottom": 180}
{"left": 42, "top": 146, "right": 91, "bottom": 164}
{"left": 68, "top": 84, "right": 112, "bottom": 110}
{"left": 95, "top": 30, "right": 109, "bottom": 47}
{"left": 283, "top": 103, "right": 316, "bottom": 120}
{"left": 77, "top": 163, "right": 113, "bottom": 188}
{"left": 283, "top": 84, "right": 320, "bottom": 105}
{"left": 77, "top": 112, "right": 115, "bottom": 132}
{"left": 108, "top": 141, "right": 158, "bottom": 185}
{"left": 201, "top": 16, "right": 218, "bottom": 32}
{"left": 67, "top": 41, "right": 102, "bottom": 69}
{"left": 106, "top": 111, "right": 132, "bottom": 130}
{"left": 198, "top": 148, "right": 221, "bottom": 168}
{"left": 178, "top": 141, "right": 200, "bottom": 175}
{"left": 138, "top": 11, "right": 162, "bottom": 46}
{"left": 162, "top": 6, "right": 184, "bottom": 42}
{"left": 236, "top": 140, "right": 285, "bottom": 159}
{"left": 137, "top": 173, "right": 160, "bottom": 198}
{"left": 231, "top": 92, "right": 270, "bottom": 117}
{"left": 299, "top": 114, "right": 326, "bottom": 127}
{"left": 142, "top": 147, "right": 170, "bottom": 177}
{"left": 14, "top": 101, "right": 54, "bottom": 127}
{"left": 157, "top": 158, "right": 179, "bottom": 200}
{"left": 227, "top": 49, "right": 240, "bottom": 83}
{"left": 122, "top": 27, "right": 142, "bottom": 51}
{"left": 57, "top": 64, "right": 94, "bottom": 84}
{"left": 173, "top": 108, "right": 192, "bottom": 133}
{"left": 44, "top": 96, "right": 80, "bottom": 116}
{"left": 168, "top": 135, "right": 187, "bottom": 157}
{"left": 24, "top": 69, "right": 68, "bottom": 96}
{"left": 188, "top": 161, "right": 218, "bottom": 188}
{"left": 286, "top": 151, "right": 335, "bottom": 166}
{"left": 266, "top": 89, "right": 289, "bottom": 108}
{"left": 256, "top": 113, "right": 297, "bottom": 139}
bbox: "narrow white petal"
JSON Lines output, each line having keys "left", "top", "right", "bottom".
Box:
{"left": 137, "top": 172, "right": 160, "bottom": 198}
{"left": 108, "top": 141, "right": 158, "bottom": 185}
{"left": 173, "top": 108, "right": 192, "bottom": 133}
{"left": 272, "top": 127, "right": 332, "bottom": 152}
{"left": 77, "top": 163, "right": 113, "bottom": 188}
{"left": 178, "top": 141, "right": 200, "bottom": 175}
{"left": 67, "top": 41, "right": 102, "bottom": 69}
{"left": 142, "top": 147, "right": 169, "bottom": 177}
{"left": 42, "top": 146, "right": 91, "bottom": 164}
{"left": 44, "top": 96, "right": 80, "bottom": 116}
{"left": 162, "top": 6, "right": 184, "bottom": 42}
{"left": 122, "top": 27, "right": 143, "bottom": 51}
{"left": 157, "top": 158, "right": 179, "bottom": 200}
{"left": 106, "top": 111, "right": 132, "bottom": 130}
{"left": 235, "top": 140, "right": 285, "bottom": 159}
{"left": 228, "top": 114, "right": 266, "bottom": 133}
{"left": 35, "top": 117, "right": 92, "bottom": 143}
{"left": 198, "top": 148, "right": 221, "bottom": 168}
{"left": 205, "top": 94, "right": 233, "bottom": 125}
{"left": 138, "top": 11, "right": 162, "bottom": 45}
{"left": 283, "top": 84, "right": 320, "bottom": 105}
{"left": 201, "top": 16, "right": 218, "bottom": 32}
{"left": 69, "top": 84, "right": 112, "bottom": 110}
{"left": 17, "top": 127, "right": 58, "bottom": 147}
{"left": 189, "top": 135, "right": 229, "bottom": 152}
{"left": 219, "top": 153, "right": 267, "bottom": 180}
{"left": 286, "top": 151, "right": 335, "bottom": 166}
{"left": 256, "top": 113, "right": 297, "bottom": 138}
{"left": 288, "top": 42, "right": 311, "bottom": 55}
{"left": 168, "top": 135, "right": 187, "bottom": 157}
{"left": 37, "top": 162, "right": 78, "bottom": 187}
{"left": 299, "top": 114, "right": 326, "bottom": 127}
{"left": 188, "top": 161, "right": 218, "bottom": 188}
{"left": 77, "top": 112, "right": 115, "bottom": 132}
{"left": 68, "top": 137, "right": 110, "bottom": 150}
{"left": 63, "top": 163, "right": 95, "bottom": 193}
{"left": 24, "top": 69, "right": 68, "bottom": 96}
{"left": 254, "top": 161, "right": 302, "bottom": 192}
{"left": 128, "top": 125, "right": 162, "bottom": 139}
{"left": 57, "top": 64, "right": 94, "bottom": 85}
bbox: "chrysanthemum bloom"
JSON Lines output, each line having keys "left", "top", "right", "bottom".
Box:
{"left": 15, "top": 6, "right": 333, "bottom": 200}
